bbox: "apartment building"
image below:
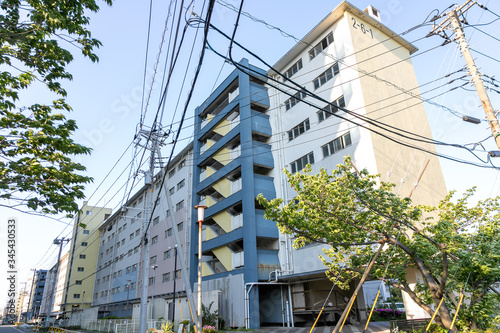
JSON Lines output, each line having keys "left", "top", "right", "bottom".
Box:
{"left": 93, "top": 143, "right": 193, "bottom": 320}
{"left": 61, "top": 203, "right": 112, "bottom": 314}
{"left": 27, "top": 270, "right": 47, "bottom": 321}
{"left": 189, "top": 1, "right": 447, "bottom": 329}
{"left": 39, "top": 252, "right": 69, "bottom": 323}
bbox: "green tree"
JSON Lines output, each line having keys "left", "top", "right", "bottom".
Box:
{"left": 0, "top": 0, "right": 112, "bottom": 215}
{"left": 257, "top": 158, "right": 500, "bottom": 331}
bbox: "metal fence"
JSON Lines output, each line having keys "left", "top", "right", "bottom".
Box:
{"left": 61, "top": 319, "right": 172, "bottom": 333}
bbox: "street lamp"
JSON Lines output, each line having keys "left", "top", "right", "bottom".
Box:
{"left": 194, "top": 205, "right": 207, "bottom": 333}
{"left": 151, "top": 265, "right": 158, "bottom": 321}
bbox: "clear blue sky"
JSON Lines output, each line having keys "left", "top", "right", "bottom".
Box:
{"left": 1, "top": 0, "right": 500, "bottom": 311}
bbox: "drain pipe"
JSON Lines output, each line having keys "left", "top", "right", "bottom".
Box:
{"left": 288, "top": 283, "right": 294, "bottom": 327}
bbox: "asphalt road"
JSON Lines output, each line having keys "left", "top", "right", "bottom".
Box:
{"left": 0, "top": 325, "right": 24, "bottom": 333}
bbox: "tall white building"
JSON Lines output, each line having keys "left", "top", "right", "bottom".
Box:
{"left": 265, "top": 1, "right": 447, "bottom": 325}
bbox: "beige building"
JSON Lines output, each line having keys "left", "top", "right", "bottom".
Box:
{"left": 61, "top": 202, "right": 112, "bottom": 314}
{"left": 265, "top": 0, "right": 448, "bottom": 325}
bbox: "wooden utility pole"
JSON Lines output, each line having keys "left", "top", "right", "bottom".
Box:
{"left": 430, "top": 0, "right": 500, "bottom": 150}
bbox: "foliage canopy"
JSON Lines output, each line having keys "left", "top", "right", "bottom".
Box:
{"left": 0, "top": 0, "right": 112, "bottom": 215}
{"left": 257, "top": 158, "right": 500, "bottom": 330}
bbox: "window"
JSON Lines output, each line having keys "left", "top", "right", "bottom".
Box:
{"left": 169, "top": 187, "right": 175, "bottom": 195}
{"left": 138, "top": 196, "right": 143, "bottom": 204}
{"left": 322, "top": 132, "right": 352, "bottom": 158}
{"left": 77, "top": 267, "right": 84, "bottom": 272}
{"left": 113, "top": 272, "right": 117, "bottom": 278}
{"left": 75, "top": 280, "right": 82, "bottom": 285}
{"left": 118, "top": 227, "right": 122, "bottom": 233}
{"left": 177, "top": 179, "right": 185, "bottom": 190}
{"left": 165, "top": 228, "right": 172, "bottom": 238}
{"left": 168, "top": 169, "right": 176, "bottom": 178}
{"left": 284, "top": 89, "right": 307, "bottom": 111}
{"left": 83, "top": 230, "right": 89, "bottom": 234}
{"left": 118, "top": 270, "right": 122, "bottom": 276}
{"left": 100, "top": 252, "right": 103, "bottom": 258}
{"left": 175, "top": 270, "right": 181, "bottom": 279}
{"left": 178, "top": 159, "right": 186, "bottom": 170}
{"left": 132, "top": 264, "right": 137, "bottom": 271}
{"left": 148, "top": 277, "right": 155, "bottom": 286}
{"left": 126, "top": 266, "right": 131, "bottom": 274}
{"left": 130, "top": 233, "right": 134, "bottom": 240}
{"left": 135, "top": 229, "right": 140, "bottom": 236}
{"left": 150, "top": 255, "right": 157, "bottom": 264}
{"left": 162, "top": 273, "right": 171, "bottom": 282}
{"left": 123, "top": 223, "right": 127, "bottom": 230}
{"left": 166, "top": 210, "right": 170, "bottom": 217}
{"left": 116, "top": 286, "right": 120, "bottom": 293}
{"left": 95, "top": 293, "right": 98, "bottom": 299}
{"left": 128, "top": 249, "right": 133, "bottom": 257}
{"left": 81, "top": 242, "right": 88, "bottom": 246}
{"left": 73, "top": 294, "right": 81, "bottom": 299}
{"left": 152, "top": 236, "right": 158, "bottom": 244}
{"left": 116, "top": 242, "right": 120, "bottom": 248}
{"left": 164, "top": 249, "right": 172, "bottom": 259}
{"left": 121, "top": 239, "right": 125, "bottom": 245}
{"left": 317, "top": 96, "right": 345, "bottom": 122}
{"left": 177, "top": 222, "right": 184, "bottom": 231}
{"left": 110, "top": 246, "right": 113, "bottom": 252}
{"left": 313, "top": 62, "right": 339, "bottom": 90}
{"left": 134, "top": 246, "right": 139, "bottom": 253}
{"left": 97, "top": 278, "right": 100, "bottom": 285}
{"left": 86, "top": 210, "right": 92, "bottom": 215}
{"left": 288, "top": 118, "right": 310, "bottom": 141}
{"left": 79, "top": 254, "right": 86, "bottom": 259}
{"left": 284, "top": 58, "right": 303, "bottom": 79}
{"left": 153, "top": 216, "right": 159, "bottom": 225}
{"left": 106, "top": 249, "right": 109, "bottom": 255}
{"left": 176, "top": 200, "right": 184, "bottom": 211}
{"left": 290, "top": 152, "right": 315, "bottom": 174}
{"left": 309, "top": 32, "right": 334, "bottom": 60}
{"left": 131, "top": 282, "right": 136, "bottom": 289}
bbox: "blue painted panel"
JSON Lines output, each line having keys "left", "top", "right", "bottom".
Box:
{"left": 253, "top": 175, "right": 276, "bottom": 200}
{"left": 198, "top": 102, "right": 239, "bottom": 139}
{"left": 202, "top": 228, "right": 244, "bottom": 252}
{"left": 204, "top": 191, "right": 243, "bottom": 219}
{"left": 196, "top": 159, "right": 242, "bottom": 193}
{"left": 252, "top": 142, "right": 274, "bottom": 168}
{"left": 195, "top": 69, "right": 239, "bottom": 117}
{"left": 257, "top": 249, "right": 280, "bottom": 281}
{"left": 255, "top": 210, "right": 279, "bottom": 239}
{"left": 250, "top": 82, "right": 270, "bottom": 108}
{"left": 196, "top": 124, "right": 240, "bottom": 167}
{"left": 251, "top": 111, "right": 272, "bottom": 137}
{"left": 201, "top": 268, "right": 244, "bottom": 282}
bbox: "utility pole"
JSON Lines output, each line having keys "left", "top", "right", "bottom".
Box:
{"left": 430, "top": 0, "right": 500, "bottom": 150}
{"left": 45, "top": 237, "right": 69, "bottom": 327}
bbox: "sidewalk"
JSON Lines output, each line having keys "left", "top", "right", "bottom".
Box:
{"left": 255, "top": 322, "right": 390, "bottom": 333}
